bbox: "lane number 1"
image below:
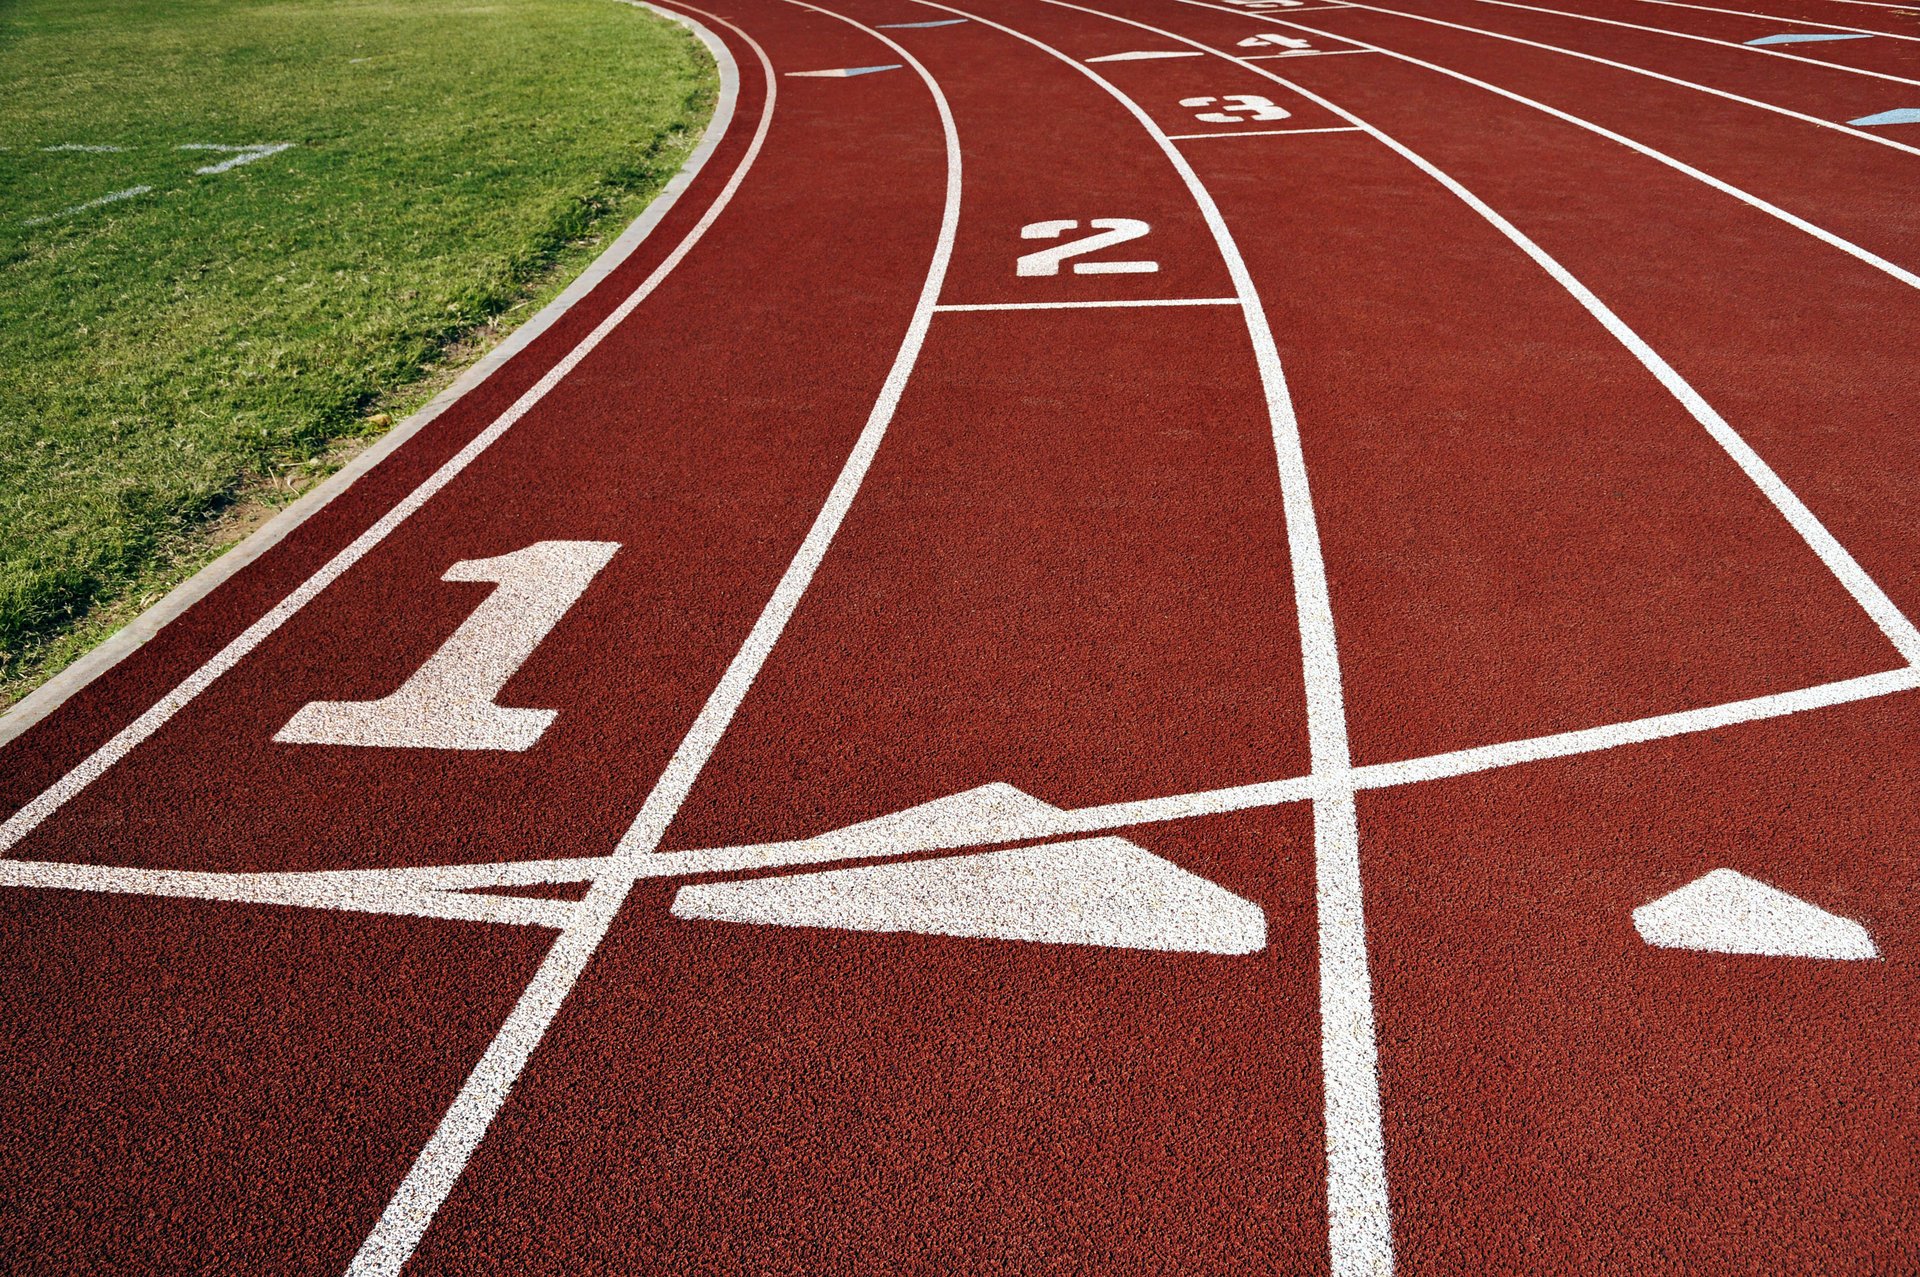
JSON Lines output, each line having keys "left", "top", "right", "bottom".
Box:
{"left": 276, "top": 540, "right": 620, "bottom": 752}
{"left": 1016, "top": 218, "right": 1159, "bottom": 276}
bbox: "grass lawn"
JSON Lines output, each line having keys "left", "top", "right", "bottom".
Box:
{"left": 0, "top": 0, "right": 716, "bottom": 709}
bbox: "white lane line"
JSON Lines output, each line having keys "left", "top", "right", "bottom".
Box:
{"left": 934, "top": 295, "right": 1239, "bottom": 308}
{"left": 910, "top": 3, "right": 1393, "bottom": 1271}
{"left": 1621, "top": 0, "right": 1920, "bottom": 44}
{"left": 1057, "top": 0, "right": 1920, "bottom": 666}
{"left": 1168, "top": 124, "right": 1364, "bottom": 136}
{"left": 343, "top": 5, "right": 962, "bottom": 1272}
{"left": 0, "top": 10, "right": 765, "bottom": 857}
{"left": 22, "top": 185, "right": 152, "bottom": 226}
{"left": 41, "top": 143, "right": 126, "bottom": 152}
{"left": 1443, "top": 0, "right": 1920, "bottom": 86}
{"left": 1242, "top": 46, "right": 1381, "bottom": 54}
{"left": 1311, "top": 0, "right": 1920, "bottom": 157}
{"left": 1162, "top": 0, "right": 1920, "bottom": 293}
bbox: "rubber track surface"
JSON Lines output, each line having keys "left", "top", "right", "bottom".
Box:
{"left": 3, "top": 0, "right": 1917, "bottom": 1270}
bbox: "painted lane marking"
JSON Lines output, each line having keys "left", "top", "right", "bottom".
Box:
{"left": 1293, "top": 1, "right": 1920, "bottom": 155}
{"left": 41, "top": 143, "right": 125, "bottom": 152}
{"left": 1086, "top": 48, "right": 1206, "bottom": 59}
{"left": 1435, "top": 0, "right": 1920, "bottom": 88}
{"left": 934, "top": 296, "right": 1238, "bottom": 308}
{"left": 875, "top": 16, "right": 968, "bottom": 25}
{"left": 178, "top": 142, "right": 294, "bottom": 174}
{"left": 1182, "top": 93, "right": 1294, "bottom": 123}
{"left": 275, "top": 541, "right": 619, "bottom": 751}
{"left": 786, "top": 63, "right": 903, "bottom": 74}
{"left": 1242, "top": 32, "right": 1315, "bottom": 46}
{"left": 1158, "top": 0, "right": 1920, "bottom": 293}
{"left": 1634, "top": 869, "right": 1877, "bottom": 959}
{"left": 1016, "top": 217, "right": 1159, "bottom": 275}
{"left": 345, "top": 5, "right": 963, "bottom": 1272}
{"left": 1851, "top": 106, "right": 1920, "bottom": 123}
{"left": 22, "top": 185, "right": 152, "bottom": 226}
{"left": 671, "top": 789, "right": 1263, "bottom": 955}
{"left": 909, "top": 4, "right": 1391, "bottom": 1271}
{"left": 0, "top": 5, "right": 768, "bottom": 858}
{"left": 1170, "top": 125, "right": 1363, "bottom": 137}
{"left": 1055, "top": 0, "right": 1920, "bottom": 672}
{"left": 1747, "top": 31, "right": 1874, "bottom": 43}
{"left": 1243, "top": 47, "right": 1380, "bottom": 55}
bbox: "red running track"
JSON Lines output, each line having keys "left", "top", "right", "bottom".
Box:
{"left": 2, "top": 0, "right": 1918, "bottom": 1270}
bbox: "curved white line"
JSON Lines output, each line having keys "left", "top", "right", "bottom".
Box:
{"left": 901, "top": 3, "right": 1391, "bottom": 1271}
{"left": 1615, "top": 0, "right": 1920, "bottom": 43}
{"left": 1447, "top": 0, "right": 1920, "bottom": 82}
{"left": 343, "top": 4, "right": 965, "bottom": 1271}
{"left": 0, "top": 3, "right": 749, "bottom": 753}
{"left": 1294, "top": 0, "right": 1920, "bottom": 157}
{"left": 1162, "top": 0, "right": 1920, "bottom": 292}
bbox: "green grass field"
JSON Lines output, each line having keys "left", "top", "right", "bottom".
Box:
{"left": 0, "top": 0, "right": 716, "bottom": 708}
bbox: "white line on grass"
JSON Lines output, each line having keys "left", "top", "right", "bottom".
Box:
{"left": 907, "top": 2, "right": 1393, "bottom": 1270}
{"left": 23, "top": 186, "right": 152, "bottom": 226}
{"left": 178, "top": 142, "right": 294, "bottom": 174}
{"left": 344, "top": 4, "right": 962, "bottom": 1271}
{"left": 1160, "top": 0, "right": 1920, "bottom": 293}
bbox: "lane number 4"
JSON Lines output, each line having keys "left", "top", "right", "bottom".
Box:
{"left": 1180, "top": 95, "right": 1293, "bottom": 124}
{"left": 276, "top": 540, "right": 619, "bottom": 752}
{"left": 1016, "top": 218, "right": 1158, "bottom": 276}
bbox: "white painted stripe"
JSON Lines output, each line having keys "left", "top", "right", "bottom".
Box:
{"left": 23, "top": 185, "right": 151, "bottom": 226}
{"left": 1447, "top": 0, "right": 1920, "bottom": 86}
{"left": 1168, "top": 124, "right": 1363, "bottom": 137}
{"left": 1242, "top": 45, "right": 1380, "bottom": 54}
{"left": 1322, "top": 0, "right": 1920, "bottom": 157}
{"left": 1161, "top": 0, "right": 1920, "bottom": 293}
{"left": 0, "top": 0, "right": 746, "bottom": 751}
{"left": 179, "top": 142, "right": 295, "bottom": 174}
{"left": 41, "top": 143, "right": 125, "bottom": 152}
{"left": 343, "top": 5, "right": 962, "bottom": 1272}
{"left": 1055, "top": 0, "right": 1920, "bottom": 663}
{"left": 934, "top": 295, "right": 1239, "bottom": 309}
{"left": 1623, "top": 0, "right": 1920, "bottom": 44}
{"left": 0, "top": 9, "right": 764, "bottom": 849}
{"left": 910, "top": 3, "right": 1392, "bottom": 1272}
{"left": 1085, "top": 48, "right": 1206, "bottom": 59}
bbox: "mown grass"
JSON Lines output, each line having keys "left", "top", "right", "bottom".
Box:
{"left": 0, "top": 0, "right": 716, "bottom": 708}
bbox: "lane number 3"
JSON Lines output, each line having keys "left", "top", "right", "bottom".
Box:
{"left": 1180, "top": 95, "right": 1293, "bottom": 124}
{"left": 276, "top": 540, "right": 619, "bottom": 752}
{"left": 1016, "top": 218, "right": 1159, "bottom": 276}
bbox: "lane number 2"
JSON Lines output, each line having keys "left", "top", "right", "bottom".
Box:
{"left": 1180, "top": 95, "right": 1293, "bottom": 125}
{"left": 1016, "top": 219, "right": 1158, "bottom": 276}
{"left": 276, "top": 540, "right": 620, "bottom": 752}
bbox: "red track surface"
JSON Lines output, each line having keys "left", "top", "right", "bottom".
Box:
{"left": 3, "top": 0, "right": 1917, "bottom": 1270}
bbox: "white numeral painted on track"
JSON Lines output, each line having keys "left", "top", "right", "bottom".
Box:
{"left": 1238, "top": 34, "right": 1316, "bottom": 49}
{"left": 1016, "top": 218, "right": 1158, "bottom": 276}
{"left": 1180, "top": 94, "right": 1293, "bottom": 124}
{"left": 275, "top": 540, "right": 619, "bottom": 751}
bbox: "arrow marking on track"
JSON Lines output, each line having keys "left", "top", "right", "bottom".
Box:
{"left": 785, "top": 64, "right": 903, "bottom": 77}
{"left": 1633, "top": 869, "right": 1877, "bottom": 960}
{"left": 1849, "top": 107, "right": 1920, "bottom": 125}
{"left": 671, "top": 787, "right": 1266, "bottom": 955}
{"left": 1746, "top": 32, "right": 1873, "bottom": 45}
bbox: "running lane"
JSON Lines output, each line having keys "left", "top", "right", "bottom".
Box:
{"left": 0, "top": 7, "right": 952, "bottom": 1271}
{"left": 398, "top": 4, "right": 1335, "bottom": 1272}
{"left": 971, "top": 0, "right": 1896, "bottom": 764}
{"left": 1130, "top": 0, "right": 1920, "bottom": 279}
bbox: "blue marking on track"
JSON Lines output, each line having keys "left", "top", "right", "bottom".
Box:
{"left": 875, "top": 18, "right": 969, "bottom": 27}
{"left": 1849, "top": 108, "right": 1920, "bottom": 126}
{"left": 1746, "top": 32, "right": 1872, "bottom": 45}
